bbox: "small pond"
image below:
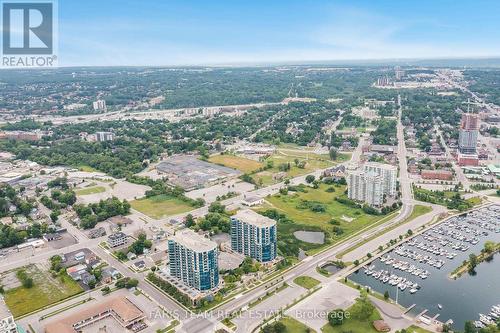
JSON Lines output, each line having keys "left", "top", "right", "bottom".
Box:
{"left": 321, "top": 263, "right": 342, "bottom": 274}
{"left": 293, "top": 230, "right": 325, "bottom": 244}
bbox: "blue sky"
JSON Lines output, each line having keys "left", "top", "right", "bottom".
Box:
{"left": 56, "top": 0, "right": 500, "bottom": 66}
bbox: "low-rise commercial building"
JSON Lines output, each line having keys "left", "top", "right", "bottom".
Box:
{"left": 241, "top": 196, "right": 264, "bottom": 207}
{"left": 44, "top": 296, "right": 145, "bottom": 333}
{"left": 421, "top": 169, "right": 453, "bottom": 181}
{"left": 107, "top": 232, "right": 128, "bottom": 248}
{"left": 457, "top": 153, "right": 479, "bottom": 167}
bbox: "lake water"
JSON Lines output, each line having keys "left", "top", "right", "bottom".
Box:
{"left": 349, "top": 205, "right": 500, "bottom": 330}
{"left": 293, "top": 231, "right": 325, "bottom": 244}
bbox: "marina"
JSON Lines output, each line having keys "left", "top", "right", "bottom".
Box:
{"left": 474, "top": 304, "right": 500, "bottom": 329}
{"left": 349, "top": 204, "right": 500, "bottom": 330}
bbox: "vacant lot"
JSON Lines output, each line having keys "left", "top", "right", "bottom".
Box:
{"left": 4, "top": 265, "right": 83, "bottom": 318}
{"left": 131, "top": 194, "right": 194, "bottom": 219}
{"left": 256, "top": 184, "right": 388, "bottom": 256}
{"left": 265, "top": 184, "right": 384, "bottom": 235}
{"left": 75, "top": 186, "right": 106, "bottom": 196}
{"left": 209, "top": 154, "right": 263, "bottom": 173}
{"left": 252, "top": 152, "right": 341, "bottom": 186}
{"left": 321, "top": 299, "right": 382, "bottom": 333}
{"left": 293, "top": 276, "right": 320, "bottom": 290}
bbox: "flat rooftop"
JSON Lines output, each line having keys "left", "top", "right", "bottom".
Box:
{"left": 169, "top": 229, "right": 217, "bottom": 253}
{"left": 232, "top": 209, "right": 276, "bottom": 228}
{"left": 44, "top": 296, "right": 144, "bottom": 333}
{"left": 364, "top": 161, "right": 397, "bottom": 171}
{"left": 156, "top": 155, "right": 241, "bottom": 189}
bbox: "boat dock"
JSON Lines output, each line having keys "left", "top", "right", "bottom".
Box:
{"left": 404, "top": 304, "right": 416, "bottom": 314}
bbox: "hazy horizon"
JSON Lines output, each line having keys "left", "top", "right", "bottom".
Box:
{"left": 24, "top": 0, "right": 500, "bottom": 67}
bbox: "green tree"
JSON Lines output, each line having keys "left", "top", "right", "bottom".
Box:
{"left": 464, "top": 321, "right": 476, "bottom": 333}
{"left": 328, "top": 309, "right": 345, "bottom": 326}
{"left": 185, "top": 214, "right": 195, "bottom": 228}
{"left": 468, "top": 253, "right": 478, "bottom": 273}
{"left": 350, "top": 292, "right": 375, "bottom": 320}
{"left": 329, "top": 147, "right": 338, "bottom": 161}
{"left": 305, "top": 175, "right": 315, "bottom": 184}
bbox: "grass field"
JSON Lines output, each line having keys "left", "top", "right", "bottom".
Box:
{"left": 402, "top": 204, "right": 432, "bottom": 223}
{"left": 252, "top": 152, "right": 341, "bottom": 186}
{"left": 336, "top": 205, "right": 427, "bottom": 259}
{"left": 4, "top": 265, "right": 83, "bottom": 318}
{"left": 466, "top": 196, "right": 482, "bottom": 206}
{"left": 321, "top": 302, "right": 382, "bottom": 333}
{"left": 255, "top": 184, "right": 387, "bottom": 256}
{"left": 130, "top": 194, "right": 194, "bottom": 219}
{"left": 77, "top": 165, "right": 98, "bottom": 172}
{"left": 293, "top": 276, "right": 321, "bottom": 289}
{"left": 404, "top": 325, "right": 434, "bottom": 333}
{"left": 75, "top": 186, "right": 106, "bottom": 196}
{"left": 208, "top": 154, "right": 263, "bottom": 173}
{"left": 275, "top": 316, "right": 315, "bottom": 333}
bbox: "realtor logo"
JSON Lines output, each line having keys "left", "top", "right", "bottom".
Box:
{"left": 1, "top": 0, "right": 57, "bottom": 67}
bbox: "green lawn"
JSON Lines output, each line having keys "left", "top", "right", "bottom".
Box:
{"left": 336, "top": 205, "right": 427, "bottom": 259}
{"left": 4, "top": 265, "right": 83, "bottom": 318}
{"left": 256, "top": 184, "right": 387, "bottom": 256}
{"left": 404, "top": 325, "right": 434, "bottom": 333}
{"left": 276, "top": 316, "right": 315, "bottom": 333}
{"left": 131, "top": 195, "right": 194, "bottom": 219}
{"left": 466, "top": 196, "right": 482, "bottom": 206}
{"left": 402, "top": 204, "right": 432, "bottom": 223}
{"left": 77, "top": 165, "right": 98, "bottom": 172}
{"left": 293, "top": 276, "right": 321, "bottom": 289}
{"left": 208, "top": 154, "right": 263, "bottom": 173}
{"left": 75, "top": 186, "right": 106, "bottom": 195}
{"left": 321, "top": 302, "right": 382, "bottom": 333}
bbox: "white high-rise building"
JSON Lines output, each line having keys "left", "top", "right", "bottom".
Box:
{"left": 230, "top": 209, "right": 277, "bottom": 263}
{"left": 95, "top": 131, "right": 115, "bottom": 142}
{"left": 363, "top": 162, "right": 397, "bottom": 197}
{"left": 168, "top": 229, "right": 219, "bottom": 291}
{"left": 92, "top": 99, "right": 107, "bottom": 111}
{"left": 347, "top": 170, "right": 383, "bottom": 207}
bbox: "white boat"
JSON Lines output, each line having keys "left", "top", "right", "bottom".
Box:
{"left": 479, "top": 314, "right": 494, "bottom": 325}
{"left": 438, "top": 304, "right": 443, "bottom": 309}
